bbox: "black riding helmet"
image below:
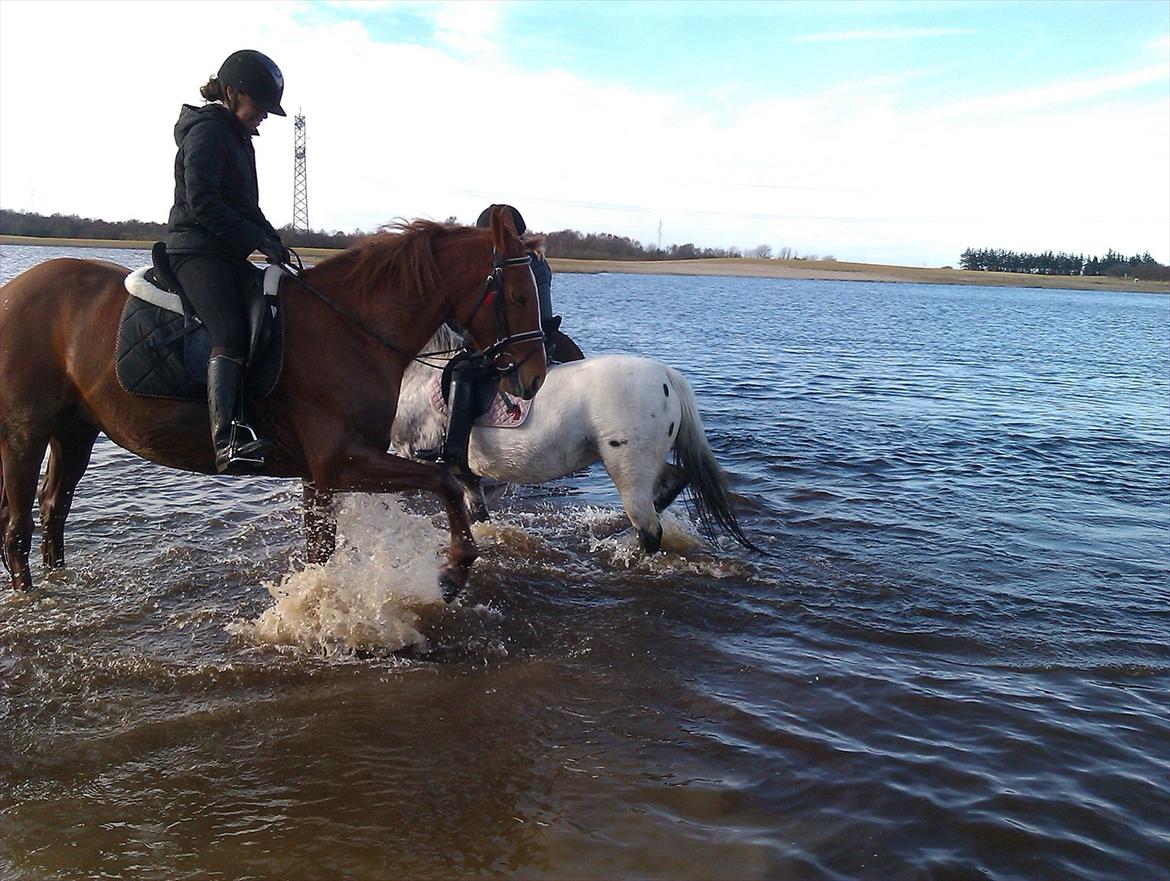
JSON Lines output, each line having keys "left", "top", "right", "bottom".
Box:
{"left": 217, "top": 50, "right": 286, "bottom": 117}
{"left": 476, "top": 204, "right": 526, "bottom": 234}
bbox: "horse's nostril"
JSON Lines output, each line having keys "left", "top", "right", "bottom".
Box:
{"left": 529, "top": 375, "right": 543, "bottom": 398}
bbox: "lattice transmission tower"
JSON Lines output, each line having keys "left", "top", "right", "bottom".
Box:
{"left": 293, "top": 112, "right": 309, "bottom": 232}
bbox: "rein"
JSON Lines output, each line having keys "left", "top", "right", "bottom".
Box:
{"left": 277, "top": 248, "right": 543, "bottom": 373}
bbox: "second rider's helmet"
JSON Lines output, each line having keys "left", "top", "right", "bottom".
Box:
{"left": 476, "top": 204, "right": 527, "bottom": 235}
{"left": 217, "top": 50, "right": 286, "bottom": 117}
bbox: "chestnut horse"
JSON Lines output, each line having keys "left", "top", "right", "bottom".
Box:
{"left": 0, "top": 208, "right": 546, "bottom": 596}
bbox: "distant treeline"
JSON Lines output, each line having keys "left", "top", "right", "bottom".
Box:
{"left": 546, "top": 229, "right": 744, "bottom": 261}
{"left": 0, "top": 209, "right": 363, "bottom": 250}
{"left": 541, "top": 229, "right": 827, "bottom": 261}
{"left": 0, "top": 209, "right": 816, "bottom": 262}
{"left": 960, "top": 247, "right": 1169, "bottom": 281}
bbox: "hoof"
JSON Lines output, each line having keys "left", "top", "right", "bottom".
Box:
{"left": 638, "top": 526, "right": 663, "bottom": 554}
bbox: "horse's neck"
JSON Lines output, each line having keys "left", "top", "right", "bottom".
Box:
{"left": 301, "top": 251, "right": 470, "bottom": 358}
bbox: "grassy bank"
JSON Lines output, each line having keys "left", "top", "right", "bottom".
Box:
{"left": 4, "top": 234, "right": 1165, "bottom": 293}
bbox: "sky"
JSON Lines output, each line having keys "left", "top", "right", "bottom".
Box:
{"left": 1, "top": 0, "right": 1167, "bottom": 266}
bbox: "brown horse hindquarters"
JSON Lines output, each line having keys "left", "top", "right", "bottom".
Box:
{"left": 0, "top": 259, "right": 215, "bottom": 473}
{"left": 0, "top": 259, "right": 124, "bottom": 585}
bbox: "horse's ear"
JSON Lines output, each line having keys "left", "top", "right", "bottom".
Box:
{"left": 489, "top": 205, "right": 517, "bottom": 252}
{"left": 523, "top": 233, "right": 546, "bottom": 254}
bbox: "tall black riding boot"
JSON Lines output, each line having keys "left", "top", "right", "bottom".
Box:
{"left": 207, "top": 354, "right": 273, "bottom": 474}
{"left": 416, "top": 360, "right": 477, "bottom": 477}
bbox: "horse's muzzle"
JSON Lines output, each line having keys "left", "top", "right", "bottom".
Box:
{"left": 503, "top": 370, "right": 543, "bottom": 400}
{"left": 504, "top": 359, "right": 545, "bottom": 400}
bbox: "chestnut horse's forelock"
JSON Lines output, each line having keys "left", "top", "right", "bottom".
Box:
{"left": 323, "top": 220, "right": 475, "bottom": 309}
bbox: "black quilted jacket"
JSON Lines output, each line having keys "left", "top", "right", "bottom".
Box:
{"left": 165, "top": 103, "right": 279, "bottom": 260}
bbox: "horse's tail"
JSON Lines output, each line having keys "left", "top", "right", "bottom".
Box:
{"left": 666, "top": 367, "right": 758, "bottom": 552}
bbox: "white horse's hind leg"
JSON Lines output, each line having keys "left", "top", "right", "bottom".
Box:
{"left": 601, "top": 445, "right": 665, "bottom": 553}
{"left": 653, "top": 462, "right": 688, "bottom": 512}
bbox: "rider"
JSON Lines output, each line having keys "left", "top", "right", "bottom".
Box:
{"left": 418, "top": 205, "right": 584, "bottom": 475}
{"left": 165, "top": 50, "right": 289, "bottom": 474}
{"left": 474, "top": 205, "right": 583, "bottom": 364}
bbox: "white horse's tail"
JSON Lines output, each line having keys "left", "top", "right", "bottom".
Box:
{"left": 666, "top": 367, "right": 758, "bottom": 551}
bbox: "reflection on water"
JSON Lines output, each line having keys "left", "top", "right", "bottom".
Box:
{"left": 2, "top": 243, "right": 1169, "bottom": 880}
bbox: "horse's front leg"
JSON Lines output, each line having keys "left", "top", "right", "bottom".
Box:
{"left": 313, "top": 449, "right": 477, "bottom": 601}
{"left": 302, "top": 481, "right": 336, "bottom": 564}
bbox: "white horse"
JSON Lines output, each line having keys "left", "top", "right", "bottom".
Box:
{"left": 391, "top": 326, "right": 753, "bottom": 552}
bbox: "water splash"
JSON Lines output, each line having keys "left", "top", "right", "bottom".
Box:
{"left": 578, "top": 508, "right": 752, "bottom": 579}
{"left": 229, "top": 495, "right": 446, "bottom": 655}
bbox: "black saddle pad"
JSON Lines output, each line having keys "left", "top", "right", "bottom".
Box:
{"left": 115, "top": 293, "right": 284, "bottom": 402}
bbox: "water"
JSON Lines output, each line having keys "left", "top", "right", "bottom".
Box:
{"left": 2, "top": 243, "right": 1168, "bottom": 879}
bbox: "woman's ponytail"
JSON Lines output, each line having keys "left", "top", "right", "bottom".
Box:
{"left": 199, "top": 76, "right": 225, "bottom": 102}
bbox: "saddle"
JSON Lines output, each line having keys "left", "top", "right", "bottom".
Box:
{"left": 116, "top": 243, "right": 285, "bottom": 402}
{"left": 429, "top": 369, "right": 533, "bottom": 429}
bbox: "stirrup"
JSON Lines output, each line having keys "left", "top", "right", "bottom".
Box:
{"left": 231, "top": 420, "right": 273, "bottom": 456}
{"left": 216, "top": 421, "right": 273, "bottom": 473}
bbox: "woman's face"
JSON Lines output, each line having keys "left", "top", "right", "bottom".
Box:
{"left": 227, "top": 88, "right": 268, "bottom": 131}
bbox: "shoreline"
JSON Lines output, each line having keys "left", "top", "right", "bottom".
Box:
{"left": 3, "top": 234, "right": 1165, "bottom": 294}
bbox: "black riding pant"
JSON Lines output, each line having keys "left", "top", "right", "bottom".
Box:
{"left": 170, "top": 253, "right": 260, "bottom": 362}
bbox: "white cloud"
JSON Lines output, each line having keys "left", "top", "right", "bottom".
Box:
{"left": 935, "top": 62, "right": 1170, "bottom": 117}
{"left": 428, "top": 0, "right": 508, "bottom": 59}
{"left": 1, "top": 0, "right": 1166, "bottom": 265}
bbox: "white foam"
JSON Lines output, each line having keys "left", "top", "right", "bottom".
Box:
{"left": 582, "top": 508, "right": 751, "bottom": 579}
{"left": 229, "top": 495, "right": 446, "bottom": 655}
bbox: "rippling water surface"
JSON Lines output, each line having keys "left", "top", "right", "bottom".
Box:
{"left": 2, "top": 244, "right": 1168, "bottom": 879}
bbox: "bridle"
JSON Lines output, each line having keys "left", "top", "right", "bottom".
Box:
{"left": 279, "top": 246, "right": 544, "bottom": 379}
{"left": 452, "top": 250, "right": 546, "bottom": 380}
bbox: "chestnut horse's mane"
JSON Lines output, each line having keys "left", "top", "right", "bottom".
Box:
{"left": 310, "top": 219, "right": 544, "bottom": 311}
{"left": 314, "top": 219, "right": 479, "bottom": 308}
